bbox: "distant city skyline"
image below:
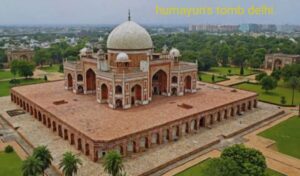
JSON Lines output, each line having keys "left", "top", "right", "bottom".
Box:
{"left": 0, "top": 0, "right": 299, "bottom": 25}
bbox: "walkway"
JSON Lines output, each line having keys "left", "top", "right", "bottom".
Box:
{"left": 201, "top": 71, "right": 258, "bottom": 86}
{"left": 244, "top": 112, "right": 300, "bottom": 176}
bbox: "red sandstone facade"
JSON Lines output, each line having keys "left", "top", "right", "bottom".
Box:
{"left": 10, "top": 86, "right": 257, "bottom": 161}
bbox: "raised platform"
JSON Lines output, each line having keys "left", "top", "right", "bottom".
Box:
{"left": 10, "top": 81, "right": 257, "bottom": 161}
{"left": 11, "top": 81, "right": 256, "bottom": 141}
{"left": 0, "top": 96, "right": 284, "bottom": 176}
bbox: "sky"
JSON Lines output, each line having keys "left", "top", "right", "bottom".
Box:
{"left": 0, "top": 0, "right": 299, "bottom": 25}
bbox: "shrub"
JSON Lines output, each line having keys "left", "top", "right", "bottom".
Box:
{"left": 280, "top": 96, "right": 286, "bottom": 105}
{"left": 9, "top": 79, "right": 20, "bottom": 84}
{"left": 4, "top": 145, "right": 14, "bottom": 153}
{"left": 59, "top": 64, "right": 64, "bottom": 73}
{"left": 255, "top": 72, "right": 267, "bottom": 81}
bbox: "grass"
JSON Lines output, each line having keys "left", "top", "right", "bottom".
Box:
{"left": 259, "top": 116, "right": 300, "bottom": 159}
{"left": 265, "top": 168, "right": 286, "bottom": 176}
{"left": 0, "top": 69, "right": 19, "bottom": 80}
{"left": 175, "top": 159, "right": 210, "bottom": 176}
{"left": 0, "top": 151, "right": 22, "bottom": 176}
{"left": 39, "top": 64, "right": 60, "bottom": 73}
{"left": 199, "top": 73, "right": 227, "bottom": 83}
{"left": 209, "top": 66, "right": 258, "bottom": 76}
{"left": 175, "top": 158, "right": 285, "bottom": 176}
{"left": 0, "top": 78, "right": 46, "bottom": 97}
{"left": 234, "top": 83, "right": 300, "bottom": 106}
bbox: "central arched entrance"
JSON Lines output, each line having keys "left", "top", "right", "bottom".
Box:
{"left": 101, "top": 84, "right": 108, "bottom": 100}
{"left": 67, "top": 74, "right": 73, "bottom": 89}
{"left": 274, "top": 59, "right": 282, "bottom": 70}
{"left": 152, "top": 70, "right": 168, "bottom": 95}
{"left": 184, "top": 75, "right": 192, "bottom": 92}
{"left": 131, "top": 84, "right": 142, "bottom": 105}
{"left": 86, "top": 69, "right": 96, "bottom": 92}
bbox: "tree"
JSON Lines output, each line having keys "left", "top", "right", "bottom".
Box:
{"left": 34, "top": 48, "right": 50, "bottom": 67}
{"left": 10, "top": 60, "right": 19, "bottom": 78}
{"left": 59, "top": 64, "right": 64, "bottom": 73}
{"left": 281, "top": 64, "right": 300, "bottom": 81}
{"left": 240, "top": 65, "right": 244, "bottom": 75}
{"left": 288, "top": 76, "right": 300, "bottom": 105}
{"left": 203, "top": 158, "right": 241, "bottom": 176}
{"left": 59, "top": 152, "right": 82, "bottom": 176}
{"left": 103, "top": 151, "right": 125, "bottom": 176}
{"left": 261, "top": 76, "right": 277, "bottom": 92}
{"left": 249, "top": 48, "right": 266, "bottom": 68}
{"left": 33, "top": 145, "right": 53, "bottom": 175}
{"left": 271, "top": 69, "right": 281, "bottom": 81}
{"left": 232, "top": 46, "right": 249, "bottom": 67}
{"left": 228, "top": 69, "right": 232, "bottom": 75}
{"left": 4, "top": 145, "right": 14, "bottom": 153}
{"left": 221, "top": 144, "right": 267, "bottom": 176}
{"left": 22, "top": 156, "right": 43, "bottom": 176}
{"left": 281, "top": 96, "right": 287, "bottom": 105}
{"left": 211, "top": 74, "right": 215, "bottom": 83}
{"left": 17, "top": 61, "right": 35, "bottom": 78}
{"left": 255, "top": 72, "right": 267, "bottom": 81}
{"left": 217, "top": 44, "right": 230, "bottom": 66}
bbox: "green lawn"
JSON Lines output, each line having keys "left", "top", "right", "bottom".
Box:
{"left": 0, "top": 79, "right": 46, "bottom": 97}
{"left": 209, "top": 66, "right": 258, "bottom": 76}
{"left": 175, "top": 159, "right": 285, "bottom": 176}
{"left": 39, "top": 64, "right": 60, "bottom": 73}
{"left": 0, "top": 69, "right": 19, "bottom": 80}
{"left": 0, "top": 151, "right": 22, "bottom": 176}
{"left": 259, "top": 116, "right": 300, "bottom": 159}
{"left": 199, "top": 73, "right": 227, "bottom": 83}
{"left": 234, "top": 83, "right": 300, "bottom": 106}
{"left": 175, "top": 159, "right": 210, "bottom": 176}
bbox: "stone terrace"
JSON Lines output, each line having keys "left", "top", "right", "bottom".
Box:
{"left": 11, "top": 81, "right": 256, "bottom": 142}
{"left": 0, "top": 96, "right": 283, "bottom": 176}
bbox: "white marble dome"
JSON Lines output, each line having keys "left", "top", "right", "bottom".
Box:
{"left": 169, "top": 48, "right": 181, "bottom": 57}
{"left": 116, "top": 52, "right": 130, "bottom": 62}
{"left": 107, "top": 21, "right": 153, "bottom": 50}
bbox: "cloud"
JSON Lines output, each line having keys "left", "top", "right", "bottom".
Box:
{"left": 0, "top": 0, "right": 299, "bottom": 25}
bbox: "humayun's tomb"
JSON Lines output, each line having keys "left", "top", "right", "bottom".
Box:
{"left": 10, "top": 16, "right": 258, "bottom": 162}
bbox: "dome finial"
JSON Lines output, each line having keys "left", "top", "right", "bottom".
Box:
{"left": 128, "top": 9, "right": 131, "bottom": 21}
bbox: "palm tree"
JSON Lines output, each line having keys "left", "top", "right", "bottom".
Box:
{"left": 59, "top": 152, "right": 82, "bottom": 176}
{"left": 103, "top": 151, "right": 124, "bottom": 176}
{"left": 22, "top": 155, "right": 43, "bottom": 176}
{"left": 288, "top": 76, "right": 300, "bottom": 105}
{"left": 33, "top": 145, "right": 53, "bottom": 175}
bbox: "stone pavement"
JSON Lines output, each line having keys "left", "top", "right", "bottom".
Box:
{"left": 0, "top": 96, "right": 284, "bottom": 176}
{"left": 34, "top": 69, "right": 64, "bottom": 81}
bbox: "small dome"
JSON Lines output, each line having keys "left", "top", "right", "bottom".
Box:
{"left": 116, "top": 52, "right": 130, "bottom": 62}
{"left": 169, "top": 48, "right": 181, "bottom": 57}
{"left": 107, "top": 21, "right": 153, "bottom": 50}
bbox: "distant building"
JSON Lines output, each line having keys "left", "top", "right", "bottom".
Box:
{"left": 264, "top": 53, "right": 300, "bottom": 70}
{"left": 189, "top": 24, "right": 239, "bottom": 33}
{"left": 6, "top": 48, "right": 35, "bottom": 64}
{"left": 239, "top": 24, "right": 277, "bottom": 33}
